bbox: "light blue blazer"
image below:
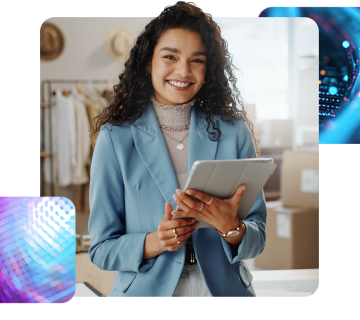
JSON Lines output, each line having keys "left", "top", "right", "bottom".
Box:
{"left": 88, "top": 103, "right": 266, "bottom": 297}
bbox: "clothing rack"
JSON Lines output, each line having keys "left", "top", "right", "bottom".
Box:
{"left": 40, "top": 79, "right": 114, "bottom": 196}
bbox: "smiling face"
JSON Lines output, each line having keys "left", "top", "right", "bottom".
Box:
{"left": 147, "top": 28, "right": 207, "bottom": 106}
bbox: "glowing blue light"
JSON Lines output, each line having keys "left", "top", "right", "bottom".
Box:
{"left": 343, "top": 74, "right": 348, "bottom": 82}
{"left": 320, "top": 95, "right": 360, "bottom": 144}
{"left": 261, "top": 7, "right": 301, "bottom": 17}
{"left": 342, "top": 40, "right": 350, "bottom": 48}
{"left": 329, "top": 86, "right": 338, "bottom": 95}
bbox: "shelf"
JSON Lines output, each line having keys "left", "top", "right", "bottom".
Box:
{"left": 40, "top": 151, "right": 51, "bottom": 158}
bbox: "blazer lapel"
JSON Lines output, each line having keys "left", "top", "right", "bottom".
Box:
{"left": 131, "top": 103, "right": 219, "bottom": 230}
{"left": 131, "top": 103, "right": 179, "bottom": 207}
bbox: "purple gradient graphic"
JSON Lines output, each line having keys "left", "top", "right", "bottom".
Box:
{"left": 0, "top": 197, "right": 75, "bottom": 303}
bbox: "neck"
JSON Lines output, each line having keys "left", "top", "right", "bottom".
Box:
{"left": 151, "top": 95, "right": 194, "bottom": 127}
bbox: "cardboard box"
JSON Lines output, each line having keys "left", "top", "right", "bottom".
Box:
{"left": 281, "top": 150, "right": 319, "bottom": 207}
{"left": 254, "top": 201, "right": 319, "bottom": 270}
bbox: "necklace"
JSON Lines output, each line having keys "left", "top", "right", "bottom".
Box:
{"left": 160, "top": 127, "right": 189, "bottom": 151}
{"left": 159, "top": 124, "right": 189, "bottom": 132}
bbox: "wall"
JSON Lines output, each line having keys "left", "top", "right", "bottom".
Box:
{"left": 41, "top": 17, "right": 153, "bottom": 83}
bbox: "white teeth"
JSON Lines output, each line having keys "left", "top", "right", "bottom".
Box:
{"left": 168, "top": 81, "right": 191, "bottom": 87}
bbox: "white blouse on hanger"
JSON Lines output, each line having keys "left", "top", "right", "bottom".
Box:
{"left": 70, "top": 89, "right": 91, "bottom": 185}
{"left": 47, "top": 90, "right": 77, "bottom": 187}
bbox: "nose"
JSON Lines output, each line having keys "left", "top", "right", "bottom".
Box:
{"left": 175, "top": 60, "right": 191, "bottom": 77}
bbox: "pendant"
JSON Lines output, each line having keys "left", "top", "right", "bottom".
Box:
{"left": 177, "top": 143, "right": 185, "bottom": 150}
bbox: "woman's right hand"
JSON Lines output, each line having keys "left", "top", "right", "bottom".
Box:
{"left": 157, "top": 202, "right": 198, "bottom": 252}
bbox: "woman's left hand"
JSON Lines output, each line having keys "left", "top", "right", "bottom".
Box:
{"left": 172, "top": 185, "right": 246, "bottom": 235}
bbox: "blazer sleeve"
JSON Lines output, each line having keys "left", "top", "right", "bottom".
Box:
{"left": 88, "top": 127, "right": 150, "bottom": 273}
{"left": 220, "top": 120, "right": 267, "bottom": 263}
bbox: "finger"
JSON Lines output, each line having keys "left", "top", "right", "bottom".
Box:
{"left": 162, "top": 227, "right": 196, "bottom": 248}
{"left": 169, "top": 221, "right": 198, "bottom": 238}
{"left": 185, "top": 189, "right": 213, "bottom": 205}
{"left": 230, "top": 185, "right": 246, "bottom": 205}
{"left": 161, "top": 235, "right": 184, "bottom": 249}
{"left": 175, "top": 189, "right": 203, "bottom": 210}
{"left": 173, "top": 193, "right": 203, "bottom": 213}
{"left": 163, "top": 202, "right": 174, "bottom": 221}
{"left": 171, "top": 209, "right": 201, "bottom": 219}
{"left": 159, "top": 217, "right": 195, "bottom": 231}
{"left": 177, "top": 227, "right": 196, "bottom": 241}
{"left": 165, "top": 240, "right": 186, "bottom": 252}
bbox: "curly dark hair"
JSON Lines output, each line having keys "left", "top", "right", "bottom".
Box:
{"left": 91, "top": 1, "right": 259, "bottom": 154}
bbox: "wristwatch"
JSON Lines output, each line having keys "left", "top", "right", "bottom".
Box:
{"left": 215, "top": 220, "right": 243, "bottom": 238}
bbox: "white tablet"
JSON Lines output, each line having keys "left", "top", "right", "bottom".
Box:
{"left": 172, "top": 158, "right": 277, "bottom": 228}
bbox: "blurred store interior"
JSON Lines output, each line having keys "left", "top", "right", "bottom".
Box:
{"left": 40, "top": 17, "right": 319, "bottom": 297}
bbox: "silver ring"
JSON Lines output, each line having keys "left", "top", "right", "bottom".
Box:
{"left": 198, "top": 202, "right": 204, "bottom": 211}
{"left": 205, "top": 197, "right": 213, "bottom": 205}
{"left": 172, "top": 228, "right": 178, "bottom": 238}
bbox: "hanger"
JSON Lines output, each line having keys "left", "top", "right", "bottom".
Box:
{"left": 77, "top": 88, "right": 86, "bottom": 96}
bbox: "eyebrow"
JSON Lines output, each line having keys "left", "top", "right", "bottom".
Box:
{"left": 159, "top": 47, "right": 207, "bottom": 57}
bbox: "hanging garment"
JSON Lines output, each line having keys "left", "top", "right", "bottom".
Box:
{"left": 87, "top": 88, "right": 109, "bottom": 113}
{"left": 75, "top": 89, "right": 100, "bottom": 213}
{"left": 43, "top": 86, "right": 106, "bottom": 191}
{"left": 77, "top": 89, "right": 100, "bottom": 156}
{"left": 51, "top": 89, "right": 77, "bottom": 187}
{"left": 69, "top": 89, "right": 91, "bottom": 185}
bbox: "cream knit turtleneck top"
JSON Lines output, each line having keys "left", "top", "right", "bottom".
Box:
{"left": 151, "top": 96, "right": 194, "bottom": 190}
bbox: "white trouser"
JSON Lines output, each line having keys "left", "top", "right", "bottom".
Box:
{"left": 173, "top": 263, "right": 212, "bottom": 297}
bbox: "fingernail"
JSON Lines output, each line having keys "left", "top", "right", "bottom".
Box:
{"left": 175, "top": 189, "right": 181, "bottom": 195}
{"left": 171, "top": 211, "right": 176, "bottom": 215}
{"left": 172, "top": 194, "right": 177, "bottom": 200}
{"left": 185, "top": 190, "right": 191, "bottom": 195}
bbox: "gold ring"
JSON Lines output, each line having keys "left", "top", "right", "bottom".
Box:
{"left": 205, "top": 197, "right": 213, "bottom": 205}
{"left": 172, "top": 228, "right": 178, "bottom": 238}
{"left": 175, "top": 235, "right": 180, "bottom": 243}
{"left": 198, "top": 202, "right": 204, "bottom": 211}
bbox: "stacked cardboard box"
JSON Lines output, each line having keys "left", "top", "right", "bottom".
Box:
{"left": 254, "top": 201, "right": 319, "bottom": 269}
{"left": 254, "top": 150, "right": 319, "bottom": 270}
{"left": 281, "top": 150, "right": 319, "bottom": 207}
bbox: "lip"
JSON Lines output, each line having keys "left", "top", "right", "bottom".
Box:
{"left": 166, "top": 79, "right": 193, "bottom": 91}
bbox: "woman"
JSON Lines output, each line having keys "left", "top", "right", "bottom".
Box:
{"left": 88, "top": 1, "right": 266, "bottom": 297}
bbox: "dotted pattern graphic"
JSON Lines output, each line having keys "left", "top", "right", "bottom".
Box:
{"left": 0, "top": 197, "right": 75, "bottom": 303}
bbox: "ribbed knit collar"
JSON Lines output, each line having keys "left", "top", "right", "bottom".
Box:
{"left": 151, "top": 95, "right": 194, "bottom": 127}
